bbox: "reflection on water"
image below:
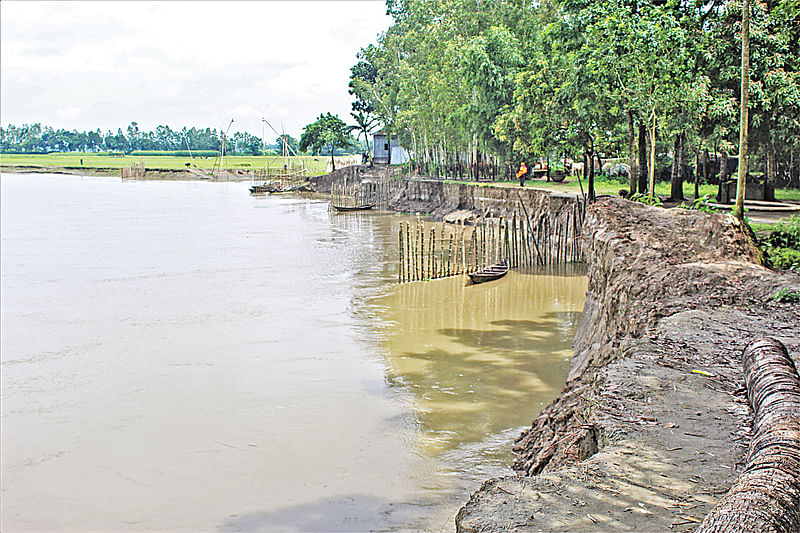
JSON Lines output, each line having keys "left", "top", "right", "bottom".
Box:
{"left": 1, "top": 173, "right": 586, "bottom": 532}
{"left": 374, "top": 269, "right": 586, "bottom": 457}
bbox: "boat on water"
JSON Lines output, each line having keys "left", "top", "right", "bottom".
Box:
{"left": 249, "top": 116, "right": 309, "bottom": 195}
{"left": 331, "top": 204, "right": 376, "bottom": 212}
{"left": 250, "top": 181, "right": 311, "bottom": 195}
{"left": 468, "top": 259, "right": 509, "bottom": 284}
{"left": 249, "top": 182, "right": 282, "bottom": 194}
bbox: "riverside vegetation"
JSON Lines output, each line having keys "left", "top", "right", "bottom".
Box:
{"left": 348, "top": 0, "right": 800, "bottom": 200}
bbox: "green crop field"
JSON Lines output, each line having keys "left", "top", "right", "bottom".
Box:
{"left": 0, "top": 152, "right": 343, "bottom": 175}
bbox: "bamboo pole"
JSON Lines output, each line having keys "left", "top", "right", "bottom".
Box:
{"left": 406, "top": 222, "right": 412, "bottom": 282}
{"left": 399, "top": 223, "right": 404, "bottom": 283}
{"left": 429, "top": 226, "right": 435, "bottom": 280}
{"left": 418, "top": 220, "right": 423, "bottom": 281}
{"left": 447, "top": 232, "right": 454, "bottom": 277}
{"left": 516, "top": 193, "right": 543, "bottom": 265}
{"left": 471, "top": 226, "right": 477, "bottom": 273}
{"left": 511, "top": 211, "right": 517, "bottom": 268}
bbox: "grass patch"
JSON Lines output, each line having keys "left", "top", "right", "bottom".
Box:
{"left": 775, "top": 188, "right": 800, "bottom": 202}
{"left": 771, "top": 287, "right": 800, "bottom": 303}
{"left": 755, "top": 215, "right": 800, "bottom": 272}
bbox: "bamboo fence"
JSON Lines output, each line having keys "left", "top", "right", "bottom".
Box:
{"left": 331, "top": 178, "right": 394, "bottom": 209}
{"left": 398, "top": 198, "right": 585, "bottom": 283}
{"left": 121, "top": 160, "right": 145, "bottom": 179}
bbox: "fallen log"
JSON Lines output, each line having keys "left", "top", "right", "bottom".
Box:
{"left": 696, "top": 338, "right": 800, "bottom": 533}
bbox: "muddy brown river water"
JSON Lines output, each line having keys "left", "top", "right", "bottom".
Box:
{"left": 0, "top": 173, "right": 586, "bottom": 532}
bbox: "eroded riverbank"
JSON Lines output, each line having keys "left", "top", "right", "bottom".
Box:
{"left": 456, "top": 198, "right": 800, "bottom": 531}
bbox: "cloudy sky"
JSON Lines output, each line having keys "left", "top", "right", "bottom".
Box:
{"left": 0, "top": 1, "right": 392, "bottom": 139}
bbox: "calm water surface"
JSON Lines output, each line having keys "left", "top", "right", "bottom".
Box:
{"left": 0, "top": 173, "right": 586, "bottom": 532}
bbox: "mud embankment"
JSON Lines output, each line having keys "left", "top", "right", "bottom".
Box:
{"left": 310, "top": 170, "right": 581, "bottom": 222}
{"left": 456, "top": 197, "right": 800, "bottom": 531}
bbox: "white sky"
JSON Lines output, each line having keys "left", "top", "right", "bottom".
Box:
{"left": 0, "top": 1, "right": 392, "bottom": 139}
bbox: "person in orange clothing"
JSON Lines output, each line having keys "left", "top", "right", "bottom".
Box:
{"left": 516, "top": 161, "right": 528, "bottom": 187}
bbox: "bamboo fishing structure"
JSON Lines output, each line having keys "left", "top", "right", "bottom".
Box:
{"left": 121, "top": 160, "right": 145, "bottom": 179}
{"left": 330, "top": 177, "right": 394, "bottom": 209}
{"left": 398, "top": 197, "right": 585, "bottom": 283}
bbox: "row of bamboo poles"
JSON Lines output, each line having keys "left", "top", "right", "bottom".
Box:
{"left": 121, "top": 160, "right": 145, "bottom": 179}
{"left": 398, "top": 199, "right": 585, "bottom": 283}
{"left": 330, "top": 179, "right": 393, "bottom": 209}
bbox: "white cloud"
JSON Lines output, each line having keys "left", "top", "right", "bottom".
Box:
{"left": 0, "top": 1, "right": 391, "bottom": 138}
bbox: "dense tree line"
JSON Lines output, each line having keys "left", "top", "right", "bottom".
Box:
{"left": 1, "top": 122, "right": 271, "bottom": 155}
{"left": 350, "top": 0, "right": 800, "bottom": 197}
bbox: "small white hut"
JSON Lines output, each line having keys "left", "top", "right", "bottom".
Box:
{"left": 372, "top": 131, "right": 408, "bottom": 165}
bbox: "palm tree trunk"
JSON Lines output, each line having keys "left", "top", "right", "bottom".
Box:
{"left": 696, "top": 338, "right": 800, "bottom": 533}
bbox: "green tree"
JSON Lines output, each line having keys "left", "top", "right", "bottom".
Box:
{"left": 299, "top": 113, "right": 353, "bottom": 170}
{"left": 275, "top": 134, "right": 300, "bottom": 155}
{"left": 348, "top": 111, "right": 379, "bottom": 152}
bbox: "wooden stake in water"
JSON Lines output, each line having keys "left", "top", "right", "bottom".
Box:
{"left": 399, "top": 223, "right": 404, "bottom": 283}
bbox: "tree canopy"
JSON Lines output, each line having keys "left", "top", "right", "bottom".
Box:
{"left": 349, "top": 0, "right": 800, "bottom": 193}
{"left": 299, "top": 113, "right": 355, "bottom": 170}
{"left": 1, "top": 122, "right": 274, "bottom": 155}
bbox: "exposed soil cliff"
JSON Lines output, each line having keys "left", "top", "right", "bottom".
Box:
{"left": 456, "top": 197, "right": 800, "bottom": 531}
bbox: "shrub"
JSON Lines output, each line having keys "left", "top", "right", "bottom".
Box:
{"left": 765, "top": 215, "right": 800, "bottom": 250}
{"left": 678, "top": 194, "right": 718, "bottom": 214}
{"left": 758, "top": 215, "right": 800, "bottom": 272}
{"left": 771, "top": 287, "right": 800, "bottom": 303}
{"left": 628, "top": 192, "right": 664, "bottom": 207}
{"left": 766, "top": 247, "right": 800, "bottom": 272}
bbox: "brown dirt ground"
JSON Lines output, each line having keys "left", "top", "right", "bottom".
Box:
{"left": 456, "top": 198, "right": 800, "bottom": 532}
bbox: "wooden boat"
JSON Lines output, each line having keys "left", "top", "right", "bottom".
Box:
{"left": 250, "top": 182, "right": 311, "bottom": 195}
{"left": 331, "top": 204, "right": 376, "bottom": 212}
{"left": 468, "top": 260, "right": 509, "bottom": 284}
{"left": 250, "top": 184, "right": 278, "bottom": 194}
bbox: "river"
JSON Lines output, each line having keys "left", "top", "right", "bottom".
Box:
{"left": 0, "top": 173, "right": 586, "bottom": 532}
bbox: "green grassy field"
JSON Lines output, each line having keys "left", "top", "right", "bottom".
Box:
{"left": 0, "top": 152, "right": 340, "bottom": 175}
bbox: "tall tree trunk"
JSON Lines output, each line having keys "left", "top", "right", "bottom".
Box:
{"left": 694, "top": 146, "right": 700, "bottom": 199}
{"left": 670, "top": 132, "right": 685, "bottom": 202}
{"left": 696, "top": 338, "right": 800, "bottom": 533}
{"left": 473, "top": 132, "right": 479, "bottom": 181}
{"left": 719, "top": 151, "right": 729, "bottom": 202}
{"left": 586, "top": 137, "right": 596, "bottom": 203}
{"left": 546, "top": 155, "right": 551, "bottom": 182}
{"left": 734, "top": 0, "right": 750, "bottom": 220}
{"left": 703, "top": 148, "right": 710, "bottom": 186}
{"left": 627, "top": 110, "right": 637, "bottom": 195}
{"left": 766, "top": 146, "right": 775, "bottom": 188}
{"left": 638, "top": 123, "right": 648, "bottom": 194}
{"left": 648, "top": 111, "right": 657, "bottom": 196}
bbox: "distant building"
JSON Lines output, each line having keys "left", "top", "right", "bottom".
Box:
{"left": 372, "top": 131, "right": 408, "bottom": 165}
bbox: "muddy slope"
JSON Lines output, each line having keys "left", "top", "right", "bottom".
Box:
{"left": 456, "top": 197, "right": 800, "bottom": 531}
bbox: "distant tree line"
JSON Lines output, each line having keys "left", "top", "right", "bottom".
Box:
{"left": 0, "top": 121, "right": 361, "bottom": 157}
